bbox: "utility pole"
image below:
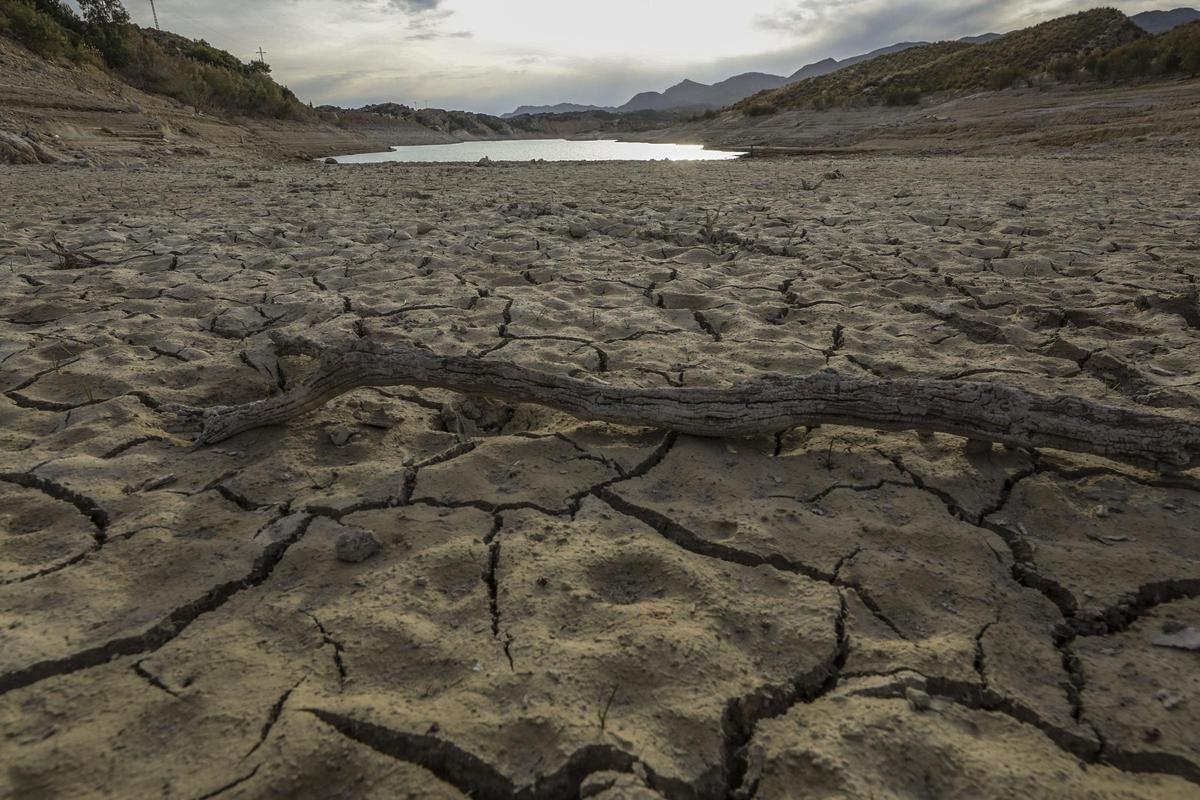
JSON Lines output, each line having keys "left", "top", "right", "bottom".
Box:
{"left": 149, "top": 0, "right": 160, "bottom": 29}
{"left": 256, "top": 47, "right": 267, "bottom": 64}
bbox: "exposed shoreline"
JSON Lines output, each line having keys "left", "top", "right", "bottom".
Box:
{"left": 3, "top": 153, "right": 1199, "bottom": 796}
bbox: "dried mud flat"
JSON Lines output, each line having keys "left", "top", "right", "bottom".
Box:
{"left": 1, "top": 155, "right": 1199, "bottom": 799}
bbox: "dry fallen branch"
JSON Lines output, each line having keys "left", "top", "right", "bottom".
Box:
{"left": 170, "top": 332, "right": 1200, "bottom": 471}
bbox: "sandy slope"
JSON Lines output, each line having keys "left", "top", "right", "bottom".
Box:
{"left": 651, "top": 79, "right": 1200, "bottom": 154}
{"left": 1, "top": 155, "right": 1198, "bottom": 798}
{"left": 0, "top": 37, "right": 459, "bottom": 165}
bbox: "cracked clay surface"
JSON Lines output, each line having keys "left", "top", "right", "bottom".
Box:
{"left": 1, "top": 156, "right": 1198, "bottom": 798}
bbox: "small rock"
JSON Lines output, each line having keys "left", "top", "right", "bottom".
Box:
{"left": 122, "top": 473, "right": 177, "bottom": 494}
{"left": 1100, "top": 239, "right": 1120, "bottom": 252}
{"left": 324, "top": 158, "right": 338, "bottom": 165}
{"left": 1007, "top": 197, "right": 1030, "bottom": 210}
{"left": 568, "top": 223, "right": 590, "bottom": 239}
{"left": 356, "top": 406, "right": 401, "bottom": 430}
{"left": 81, "top": 230, "right": 127, "bottom": 246}
{"left": 476, "top": 156, "right": 493, "bottom": 167}
{"left": 964, "top": 439, "right": 993, "bottom": 456}
{"left": 906, "top": 687, "right": 933, "bottom": 712}
{"left": 335, "top": 528, "right": 380, "bottom": 563}
{"left": 1152, "top": 626, "right": 1200, "bottom": 652}
{"left": 328, "top": 425, "right": 361, "bottom": 447}
{"left": 1155, "top": 689, "right": 1185, "bottom": 710}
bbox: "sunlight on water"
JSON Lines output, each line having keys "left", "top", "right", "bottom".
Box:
{"left": 328, "top": 139, "right": 744, "bottom": 163}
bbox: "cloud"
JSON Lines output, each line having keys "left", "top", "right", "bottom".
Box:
{"left": 406, "top": 29, "right": 473, "bottom": 41}
{"left": 383, "top": 0, "right": 445, "bottom": 11}
{"left": 374, "top": 0, "right": 453, "bottom": 29}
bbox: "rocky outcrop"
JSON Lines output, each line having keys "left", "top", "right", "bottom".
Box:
{"left": 0, "top": 130, "right": 62, "bottom": 165}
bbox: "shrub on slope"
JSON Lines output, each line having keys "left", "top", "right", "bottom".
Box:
{"left": 0, "top": 0, "right": 311, "bottom": 119}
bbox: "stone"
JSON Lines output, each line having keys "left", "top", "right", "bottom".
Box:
{"left": 906, "top": 687, "right": 933, "bottom": 712}
{"left": 0, "top": 129, "right": 61, "bottom": 164}
{"left": 335, "top": 528, "right": 381, "bottom": 563}
{"left": 1152, "top": 626, "right": 1200, "bottom": 652}
{"left": 328, "top": 425, "right": 360, "bottom": 447}
{"left": 324, "top": 158, "right": 338, "bottom": 165}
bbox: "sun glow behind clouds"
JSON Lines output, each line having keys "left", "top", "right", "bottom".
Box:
{"left": 108, "top": 0, "right": 1159, "bottom": 114}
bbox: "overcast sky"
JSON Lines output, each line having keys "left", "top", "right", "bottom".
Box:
{"left": 95, "top": 1, "right": 1159, "bottom": 114}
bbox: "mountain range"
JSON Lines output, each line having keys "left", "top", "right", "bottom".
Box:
{"left": 504, "top": 7, "right": 1199, "bottom": 117}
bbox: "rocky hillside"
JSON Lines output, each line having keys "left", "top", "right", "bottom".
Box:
{"left": 734, "top": 8, "right": 1155, "bottom": 112}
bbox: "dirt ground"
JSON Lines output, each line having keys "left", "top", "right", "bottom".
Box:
{"left": 1, "top": 154, "right": 1198, "bottom": 799}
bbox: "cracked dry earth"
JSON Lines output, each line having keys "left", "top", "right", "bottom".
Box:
{"left": 1, "top": 154, "right": 1199, "bottom": 800}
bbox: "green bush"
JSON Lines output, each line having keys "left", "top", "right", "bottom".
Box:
{"left": 183, "top": 38, "right": 243, "bottom": 72}
{"left": 882, "top": 86, "right": 921, "bottom": 105}
{"left": 0, "top": 0, "right": 72, "bottom": 60}
{"left": 1049, "top": 55, "right": 1080, "bottom": 81}
{"left": 1099, "top": 19, "right": 1200, "bottom": 78}
{"left": 743, "top": 101, "right": 778, "bottom": 117}
{"left": 987, "top": 66, "right": 1025, "bottom": 90}
{"left": 30, "top": 0, "right": 83, "bottom": 33}
{"left": 85, "top": 19, "right": 131, "bottom": 66}
{"left": 1184, "top": 40, "right": 1200, "bottom": 75}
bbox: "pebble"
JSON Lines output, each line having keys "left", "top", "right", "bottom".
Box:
{"left": 81, "top": 230, "right": 126, "bottom": 246}
{"left": 1155, "top": 689, "right": 1185, "bottom": 711}
{"left": 335, "top": 528, "right": 380, "bottom": 563}
{"left": 328, "top": 425, "right": 361, "bottom": 447}
{"left": 906, "top": 687, "right": 933, "bottom": 712}
{"left": 1152, "top": 626, "right": 1200, "bottom": 652}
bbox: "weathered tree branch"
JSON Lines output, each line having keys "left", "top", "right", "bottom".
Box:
{"left": 171, "top": 332, "right": 1200, "bottom": 470}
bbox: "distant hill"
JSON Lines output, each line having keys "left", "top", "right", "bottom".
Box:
{"left": 504, "top": 102, "right": 615, "bottom": 117}
{"left": 734, "top": 8, "right": 1147, "bottom": 112}
{"left": 506, "top": 43, "right": 945, "bottom": 117}
{"left": 618, "top": 72, "right": 791, "bottom": 112}
{"left": 959, "top": 33, "right": 1004, "bottom": 45}
{"left": 790, "top": 41, "right": 930, "bottom": 81}
{"left": 505, "top": 36, "right": 1002, "bottom": 117}
{"left": 1131, "top": 7, "right": 1200, "bottom": 33}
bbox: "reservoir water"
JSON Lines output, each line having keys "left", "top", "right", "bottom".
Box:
{"left": 328, "top": 139, "right": 743, "bottom": 164}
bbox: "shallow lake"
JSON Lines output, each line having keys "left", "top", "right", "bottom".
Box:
{"left": 328, "top": 139, "right": 744, "bottom": 164}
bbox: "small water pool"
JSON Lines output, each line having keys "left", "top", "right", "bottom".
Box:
{"left": 326, "top": 138, "right": 744, "bottom": 164}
